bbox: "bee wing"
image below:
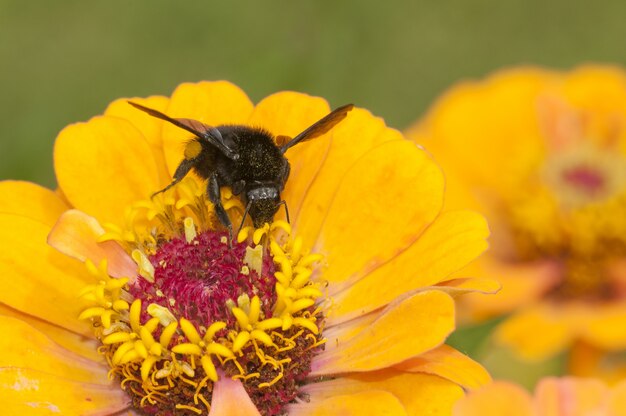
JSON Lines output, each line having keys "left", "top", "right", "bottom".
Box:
{"left": 280, "top": 104, "right": 354, "bottom": 153}
{"left": 127, "top": 101, "right": 239, "bottom": 160}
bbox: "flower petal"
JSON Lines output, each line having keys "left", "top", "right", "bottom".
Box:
{"left": 0, "top": 368, "right": 128, "bottom": 415}
{"left": 0, "top": 181, "right": 68, "bottom": 226}
{"left": 435, "top": 277, "right": 502, "bottom": 296}
{"left": 248, "top": 91, "right": 331, "bottom": 221}
{"left": 288, "top": 390, "right": 407, "bottom": 416}
{"left": 608, "top": 380, "right": 626, "bottom": 415}
{"left": 534, "top": 377, "right": 607, "bottom": 414}
{"left": 312, "top": 290, "right": 455, "bottom": 375}
{"left": 162, "top": 81, "right": 254, "bottom": 176}
{"left": 394, "top": 344, "right": 491, "bottom": 390}
{"left": 329, "top": 210, "right": 489, "bottom": 324}
{"left": 458, "top": 258, "right": 561, "bottom": 321}
{"left": 300, "top": 372, "right": 462, "bottom": 416}
{"left": 105, "top": 95, "right": 172, "bottom": 185}
{"left": 0, "top": 303, "right": 100, "bottom": 362}
{"left": 579, "top": 303, "right": 626, "bottom": 350}
{"left": 294, "top": 108, "right": 401, "bottom": 244}
{"left": 0, "top": 213, "right": 94, "bottom": 336}
{"left": 208, "top": 375, "right": 260, "bottom": 416}
{"left": 47, "top": 209, "right": 137, "bottom": 280}
{"left": 314, "top": 140, "right": 445, "bottom": 291}
{"left": 452, "top": 381, "right": 533, "bottom": 416}
{"left": 54, "top": 116, "right": 160, "bottom": 225}
{"left": 496, "top": 304, "right": 574, "bottom": 360}
{"left": 0, "top": 315, "right": 107, "bottom": 384}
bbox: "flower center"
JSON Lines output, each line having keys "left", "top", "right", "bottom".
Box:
{"left": 79, "top": 178, "right": 326, "bottom": 415}
{"left": 502, "top": 144, "right": 626, "bottom": 299}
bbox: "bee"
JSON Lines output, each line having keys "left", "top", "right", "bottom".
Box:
{"left": 129, "top": 101, "right": 353, "bottom": 239}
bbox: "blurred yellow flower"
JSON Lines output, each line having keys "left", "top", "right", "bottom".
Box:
{"left": 0, "top": 82, "right": 494, "bottom": 414}
{"left": 453, "top": 377, "right": 626, "bottom": 416}
{"left": 407, "top": 66, "right": 626, "bottom": 375}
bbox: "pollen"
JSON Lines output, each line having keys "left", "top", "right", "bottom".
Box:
{"left": 78, "top": 180, "right": 326, "bottom": 415}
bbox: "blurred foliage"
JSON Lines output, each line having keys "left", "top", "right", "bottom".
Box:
{"left": 3, "top": 0, "right": 626, "bottom": 187}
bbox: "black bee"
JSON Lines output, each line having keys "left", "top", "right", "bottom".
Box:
{"left": 128, "top": 101, "right": 353, "bottom": 238}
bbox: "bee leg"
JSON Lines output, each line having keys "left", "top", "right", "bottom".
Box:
{"left": 151, "top": 158, "right": 195, "bottom": 198}
{"left": 207, "top": 173, "right": 233, "bottom": 244}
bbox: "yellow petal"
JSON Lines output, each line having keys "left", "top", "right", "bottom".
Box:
{"left": 248, "top": 92, "right": 331, "bottom": 221}
{"left": 105, "top": 95, "right": 171, "bottom": 186}
{"left": 409, "top": 68, "right": 554, "bottom": 198}
{"left": 608, "top": 380, "right": 626, "bottom": 416}
{"left": 0, "top": 213, "right": 94, "bottom": 336}
{"left": 0, "top": 315, "right": 108, "bottom": 384}
{"left": 434, "top": 277, "right": 502, "bottom": 296}
{"left": 579, "top": 303, "right": 626, "bottom": 350}
{"left": 452, "top": 381, "right": 533, "bottom": 416}
{"left": 496, "top": 304, "right": 574, "bottom": 360}
{"left": 312, "top": 290, "right": 455, "bottom": 375}
{"left": 393, "top": 344, "right": 491, "bottom": 390}
{"left": 301, "top": 372, "right": 462, "bottom": 416}
{"left": 0, "top": 367, "right": 128, "bottom": 415}
{"left": 47, "top": 209, "right": 137, "bottom": 280}
{"left": 288, "top": 390, "right": 407, "bottom": 416}
{"left": 54, "top": 115, "right": 160, "bottom": 225}
{"left": 313, "top": 140, "right": 445, "bottom": 290}
{"left": 294, "top": 108, "right": 401, "bottom": 241}
{"left": 329, "top": 210, "right": 489, "bottom": 324}
{"left": 162, "top": 81, "right": 254, "bottom": 176}
{"left": 457, "top": 258, "right": 561, "bottom": 321}
{"left": 209, "top": 375, "right": 261, "bottom": 416}
{"left": 0, "top": 181, "right": 68, "bottom": 226}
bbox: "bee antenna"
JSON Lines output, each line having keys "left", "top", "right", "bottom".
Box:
{"left": 277, "top": 200, "right": 290, "bottom": 224}
{"left": 237, "top": 200, "right": 253, "bottom": 240}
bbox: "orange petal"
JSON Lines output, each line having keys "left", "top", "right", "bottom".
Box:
{"left": 0, "top": 315, "right": 107, "bottom": 384}
{"left": 208, "top": 375, "right": 260, "bottom": 416}
{"left": 0, "top": 303, "right": 100, "bottom": 362}
{"left": 0, "top": 367, "right": 128, "bottom": 415}
{"left": 162, "top": 81, "right": 254, "bottom": 176}
{"left": 47, "top": 209, "right": 137, "bottom": 280}
{"left": 300, "top": 372, "right": 462, "bottom": 416}
{"left": 105, "top": 95, "right": 172, "bottom": 185}
{"left": 0, "top": 181, "right": 69, "bottom": 226}
{"left": 312, "top": 290, "right": 455, "bottom": 375}
{"left": 329, "top": 210, "right": 489, "bottom": 323}
{"left": 534, "top": 377, "right": 607, "bottom": 415}
{"left": 248, "top": 91, "right": 331, "bottom": 222}
{"left": 568, "top": 341, "right": 626, "bottom": 385}
{"left": 452, "top": 381, "right": 533, "bottom": 416}
{"left": 54, "top": 116, "right": 160, "bottom": 225}
{"left": 495, "top": 304, "right": 574, "bottom": 360}
{"left": 295, "top": 109, "right": 403, "bottom": 249}
{"left": 288, "top": 390, "right": 407, "bottom": 416}
{"left": 394, "top": 344, "right": 491, "bottom": 390}
{"left": 0, "top": 213, "right": 94, "bottom": 336}
{"left": 313, "top": 140, "right": 445, "bottom": 290}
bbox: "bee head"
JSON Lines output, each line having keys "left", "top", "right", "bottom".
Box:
{"left": 246, "top": 186, "right": 281, "bottom": 228}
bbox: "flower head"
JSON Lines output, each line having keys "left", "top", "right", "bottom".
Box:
{"left": 407, "top": 66, "right": 626, "bottom": 371}
{"left": 0, "top": 81, "right": 493, "bottom": 414}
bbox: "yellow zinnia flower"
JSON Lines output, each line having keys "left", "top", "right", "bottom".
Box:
{"left": 407, "top": 66, "right": 626, "bottom": 375}
{"left": 453, "top": 377, "right": 626, "bottom": 416}
{"left": 0, "top": 81, "right": 493, "bottom": 415}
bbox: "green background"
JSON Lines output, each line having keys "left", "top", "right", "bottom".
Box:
{"left": 3, "top": 0, "right": 626, "bottom": 187}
